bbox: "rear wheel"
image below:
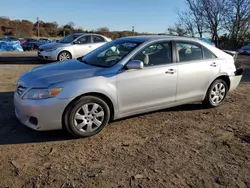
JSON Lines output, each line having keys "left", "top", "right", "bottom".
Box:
{"left": 58, "top": 51, "right": 72, "bottom": 61}
{"left": 203, "top": 79, "right": 228, "bottom": 107}
{"left": 64, "top": 96, "right": 110, "bottom": 138}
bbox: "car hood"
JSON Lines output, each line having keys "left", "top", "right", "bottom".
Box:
{"left": 19, "top": 59, "right": 109, "bottom": 88}
{"left": 39, "top": 42, "right": 70, "bottom": 49}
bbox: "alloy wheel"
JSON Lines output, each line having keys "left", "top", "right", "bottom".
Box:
{"left": 209, "top": 82, "right": 226, "bottom": 104}
{"left": 73, "top": 103, "right": 105, "bottom": 133}
{"left": 59, "top": 52, "right": 71, "bottom": 61}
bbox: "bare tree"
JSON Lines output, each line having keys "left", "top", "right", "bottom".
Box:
{"left": 224, "top": 0, "right": 250, "bottom": 48}
{"left": 186, "top": 0, "right": 205, "bottom": 38}
{"left": 201, "top": 0, "right": 227, "bottom": 46}
{"left": 178, "top": 11, "right": 195, "bottom": 37}
{"left": 168, "top": 24, "right": 188, "bottom": 36}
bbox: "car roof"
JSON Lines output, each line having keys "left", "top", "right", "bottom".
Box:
{"left": 121, "top": 35, "right": 202, "bottom": 43}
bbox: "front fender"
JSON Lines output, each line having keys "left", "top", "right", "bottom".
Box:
{"left": 52, "top": 76, "right": 118, "bottom": 112}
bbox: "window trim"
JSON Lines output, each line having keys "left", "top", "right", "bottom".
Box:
{"left": 129, "top": 40, "right": 174, "bottom": 67}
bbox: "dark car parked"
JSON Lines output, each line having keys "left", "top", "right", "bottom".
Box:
{"left": 22, "top": 42, "right": 40, "bottom": 51}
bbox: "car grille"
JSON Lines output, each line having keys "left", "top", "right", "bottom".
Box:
{"left": 16, "top": 85, "right": 27, "bottom": 95}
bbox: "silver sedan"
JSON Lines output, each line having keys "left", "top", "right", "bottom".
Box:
{"left": 37, "top": 33, "right": 111, "bottom": 61}
{"left": 14, "top": 36, "right": 243, "bottom": 137}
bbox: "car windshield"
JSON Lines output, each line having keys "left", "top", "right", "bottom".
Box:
{"left": 58, "top": 34, "right": 80, "bottom": 43}
{"left": 80, "top": 39, "right": 142, "bottom": 67}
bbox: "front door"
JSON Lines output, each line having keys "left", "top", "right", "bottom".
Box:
{"left": 117, "top": 41, "right": 177, "bottom": 114}
{"left": 73, "top": 35, "right": 92, "bottom": 57}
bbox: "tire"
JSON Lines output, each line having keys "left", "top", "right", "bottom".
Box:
{"left": 57, "top": 51, "right": 72, "bottom": 61}
{"left": 203, "top": 79, "right": 228, "bottom": 108}
{"left": 64, "top": 96, "right": 110, "bottom": 138}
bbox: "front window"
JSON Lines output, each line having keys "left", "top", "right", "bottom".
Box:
{"left": 58, "top": 34, "right": 80, "bottom": 43}
{"left": 79, "top": 39, "right": 142, "bottom": 67}
{"left": 133, "top": 42, "right": 172, "bottom": 66}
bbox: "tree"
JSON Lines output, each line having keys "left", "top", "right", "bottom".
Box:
{"left": 168, "top": 24, "right": 188, "bottom": 36}
{"left": 224, "top": 0, "right": 250, "bottom": 49}
{"left": 96, "top": 27, "right": 110, "bottom": 32}
{"left": 178, "top": 0, "right": 205, "bottom": 38}
{"left": 201, "top": 0, "right": 227, "bottom": 46}
{"left": 44, "top": 22, "right": 59, "bottom": 37}
{"left": 178, "top": 11, "right": 195, "bottom": 37}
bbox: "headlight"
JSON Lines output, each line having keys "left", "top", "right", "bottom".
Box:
{"left": 45, "top": 48, "right": 57, "bottom": 52}
{"left": 23, "top": 88, "right": 62, "bottom": 100}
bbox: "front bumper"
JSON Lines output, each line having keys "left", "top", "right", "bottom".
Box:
{"left": 37, "top": 50, "right": 59, "bottom": 61}
{"left": 229, "top": 68, "right": 244, "bottom": 91}
{"left": 14, "top": 92, "right": 72, "bottom": 131}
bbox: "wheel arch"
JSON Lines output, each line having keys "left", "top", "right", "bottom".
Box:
{"left": 57, "top": 50, "right": 72, "bottom": 61}
{"left": 62, "top": 92, "right": 115, "bottom": 130}
{"left": 203, "top": 75, "right": 230, "bottom": 100}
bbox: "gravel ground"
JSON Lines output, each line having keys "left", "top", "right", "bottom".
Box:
{"left": 0, "top": 56, "right": 249, "bottom": 188}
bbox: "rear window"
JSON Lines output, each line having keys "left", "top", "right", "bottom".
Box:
{"left": 203, "top": 47, "right": 217, "bottom": 59}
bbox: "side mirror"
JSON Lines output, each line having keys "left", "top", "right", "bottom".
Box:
{"left": 126, "top": 60, "right": 144, "bottom": 70}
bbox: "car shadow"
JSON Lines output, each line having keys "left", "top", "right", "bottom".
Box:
{"left": 0, "top": 56, "right": 46, "bottom": 65}
{"left": 0, "top": 92, "right": 208, "bottom": 145}
{"left": 0, "top": 92, "right": 74, "bottom": 145}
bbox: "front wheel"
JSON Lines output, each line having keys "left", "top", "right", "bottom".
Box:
{"left": 203, "top": 79, "right": 228, "bottom": 108}
{"left": 64, "top": 96, "right": 110, "bottom": 138}
{"left": 58, "top": 51, "right": 72, "bottom": 61}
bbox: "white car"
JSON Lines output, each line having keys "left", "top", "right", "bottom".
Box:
{"left": 38, "top": 33, "right": 111, "bottom": 61}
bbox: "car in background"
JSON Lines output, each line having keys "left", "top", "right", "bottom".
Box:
{"left": 22, "top": 41, "right": 40, "bottom": 51}
{"left": 38, "top": 38, "right": 51, "bottom": 45}
{"left": 37, "top": 33, "right": 112, "bottom": 61}
{"left": 14, "top": 35, "right": 243, "bottom": 138}
{"left": 19, "top": 38, "right": 27, "bottom": 45}
{"left": 238, "top": 44, "right": 250, "bottom": 55}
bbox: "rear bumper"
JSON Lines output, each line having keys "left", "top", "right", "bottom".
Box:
{"left": 229, "top": 68, "right": 244, "bottom": 91}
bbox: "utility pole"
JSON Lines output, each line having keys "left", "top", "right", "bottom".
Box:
{"left": 132, "top": 26, "right": 135, "bottom": 35}
{"left": 37, "top": 17, "right": 40, "bottom": 38}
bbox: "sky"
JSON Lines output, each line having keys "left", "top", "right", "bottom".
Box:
{"left": 1, "top": 0, "right": 186, "bottom": 33}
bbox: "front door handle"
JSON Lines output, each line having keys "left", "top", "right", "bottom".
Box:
{"left": 165, "top": 69, "right": 175, "bottom": 74}
{"left": 210, "top": 62, "right": 217, "bottom": 67}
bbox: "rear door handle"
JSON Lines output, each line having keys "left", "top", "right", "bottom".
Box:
{"left": 210, "top": 62, "right": 217, "bottom": 67}
{"left": 165, "top": 69, "right": 175, "bottom": 74}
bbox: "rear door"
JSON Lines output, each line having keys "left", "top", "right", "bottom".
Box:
{"left": 174, "top": 41, "right": 221, "bottom": 101}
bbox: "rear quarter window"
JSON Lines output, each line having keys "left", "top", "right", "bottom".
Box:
{"left": 203, "top": 47, "right": 217, "bottom": 59}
